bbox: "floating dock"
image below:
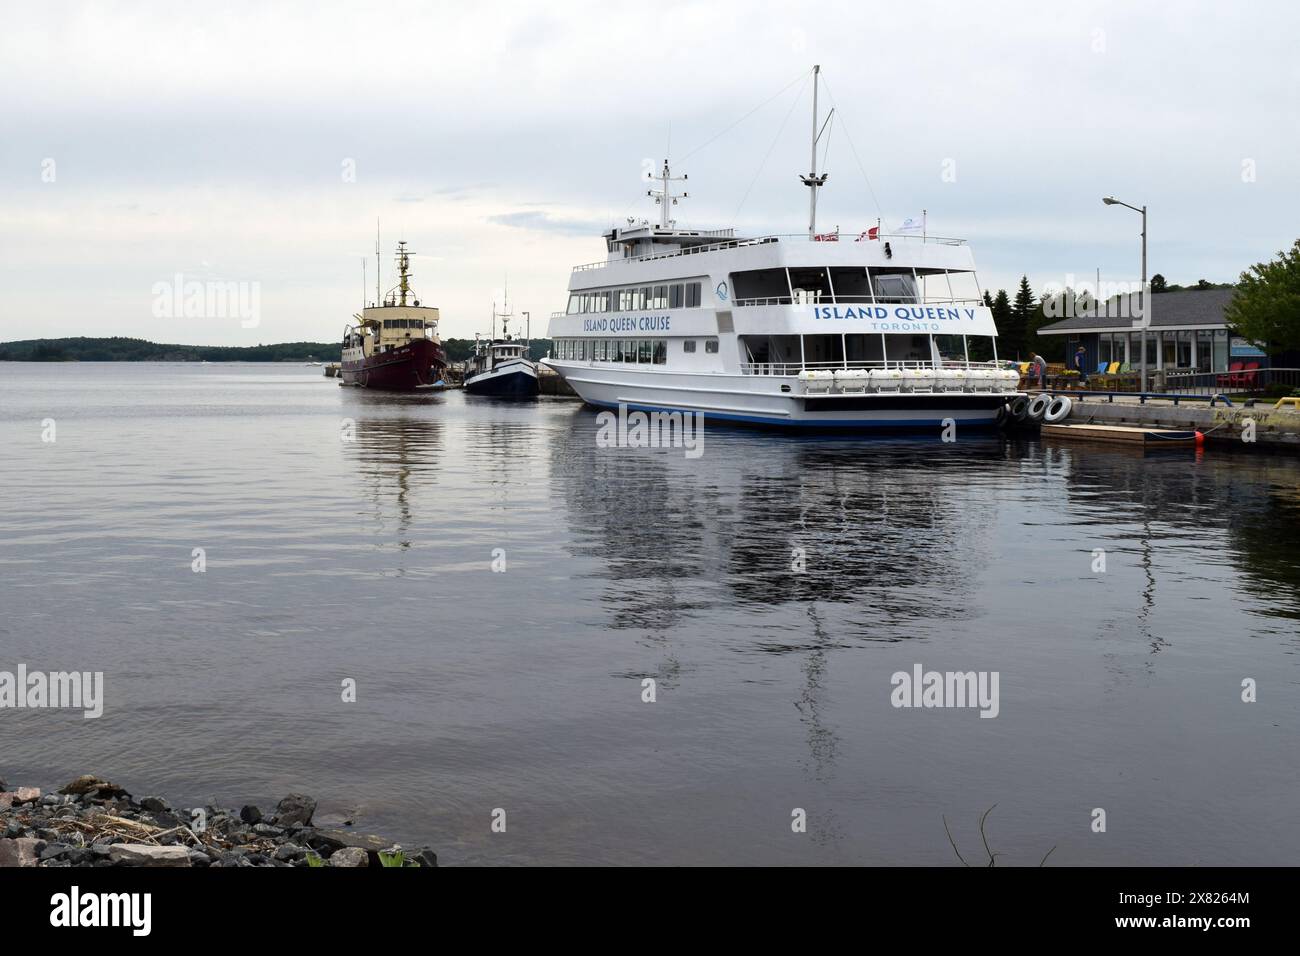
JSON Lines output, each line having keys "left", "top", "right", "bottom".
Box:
{"left": 1043, "top": 422, "right": 1199, "bottom": 446}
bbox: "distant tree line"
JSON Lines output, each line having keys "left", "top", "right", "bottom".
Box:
{"left": 0, "top": 337, "right": 342, "bottom": 362}
{"left": 0, "top": 336, "right": 557, "bottom": 364}
{"left": 442, "top": 338, "right": 553, "bottom": 363}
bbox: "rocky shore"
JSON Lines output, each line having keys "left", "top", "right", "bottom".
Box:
{"left": 0, "top": 776, "right": 436, "bottom": 868}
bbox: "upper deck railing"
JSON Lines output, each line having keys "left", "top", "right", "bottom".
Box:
{"left": 571, "top": 232, "right": 968, "bottom": 273}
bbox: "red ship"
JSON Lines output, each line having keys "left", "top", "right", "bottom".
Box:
{"left": 340, "top": 240, "right": 448, "bottom": 390}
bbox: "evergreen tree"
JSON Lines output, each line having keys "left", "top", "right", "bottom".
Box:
{"left": 1001, "top": 277, "right": 1035, "bottom": 360}
{"left": 982, "top": 289, "right": 994, "bottom": 309}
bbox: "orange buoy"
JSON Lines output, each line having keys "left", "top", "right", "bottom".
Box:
{"left": 1195, "top": 430, "right": 1205, "bottom": 446}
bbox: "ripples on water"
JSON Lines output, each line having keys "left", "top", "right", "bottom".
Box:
{"left": 1, "top": 363, "right": 1297, "bottom": 865}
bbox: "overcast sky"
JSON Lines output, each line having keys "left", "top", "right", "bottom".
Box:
{"left": 2, "top": 0, "right": 1297, "bottom": 345}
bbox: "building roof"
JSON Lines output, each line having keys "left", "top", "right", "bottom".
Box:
{"left": 1036, "top": 287, "right": 1235, "bottom": 335}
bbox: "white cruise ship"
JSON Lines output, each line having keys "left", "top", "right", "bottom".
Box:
{"left": 543, "top": 67, "right": 1021, "bottom": 430}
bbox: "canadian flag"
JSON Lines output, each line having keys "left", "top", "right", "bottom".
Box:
{"left": 856, "top": 227, "right": 879, "bottom": 241}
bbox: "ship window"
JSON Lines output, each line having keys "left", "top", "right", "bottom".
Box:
{"left": 731, "top": 269, "right": 789, "bottom": 303}
{"left": 788, "top": 267, "right": 833, "bottom": 303}
{"left": 653, "top": 340, "right": 667, "bottom": 364}
{"left": 623, "top": 339, "right": 636, "bottom": 362}
{"left": 683, "top": 339, "right": 696, "bottom": 353}
{"left": 638, "top": 339, "right": 652, "bottom": 363}
{"left": 652, "top": 286, "right": 668, "bottom": 310}
{"left": 870, "top": 269, "right": 919, "bottom": 303}
{"left": 639, "top": 287, "right": 650, "bottom": 310}
{"left": 829, "top": 267, "right": 872, "bottom": 303}
{"left": 686, "top": 282, "right": 702, "bottom": 308}
{"left": 705, "top": 338, "right": 719, "bottom": 354}
{"left": 567, "top": 295, "right": 579, "bottom": 315}
{"left": 669, "top": 284, "right": 683, "bottom": 309}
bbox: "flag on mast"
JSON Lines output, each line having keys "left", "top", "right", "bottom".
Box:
{"left": 898, "top": 217, "right": 923, "bottom": 233}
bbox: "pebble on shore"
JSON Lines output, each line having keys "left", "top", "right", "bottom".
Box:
{"left": 0, "top": 776, "right": 437, "bottom": 868}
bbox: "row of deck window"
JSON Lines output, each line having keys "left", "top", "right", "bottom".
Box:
{"left": 554, "top": 338, "right": 720, "bottom": 362}
{"left": 566, "top": 281, "right": 703, "bottom": 315}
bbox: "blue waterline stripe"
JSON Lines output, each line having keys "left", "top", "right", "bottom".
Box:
{"left": 583, "top": 398, "right": 998, "bottom": 428}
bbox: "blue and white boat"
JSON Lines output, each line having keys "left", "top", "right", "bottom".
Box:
{"left": 543, "top": 66, "right": 1021, "bottom": 430}
{"left": 463, "top": 304, "right": 540, "bottom": 398}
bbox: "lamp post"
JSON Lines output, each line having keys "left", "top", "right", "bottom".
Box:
{"left": 1102, "top": 196, "right": 1148, "bottom": 392}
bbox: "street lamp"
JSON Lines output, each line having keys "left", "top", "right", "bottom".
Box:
{"left": 1102, "top": 196, "right": 1149, "bottom": 393}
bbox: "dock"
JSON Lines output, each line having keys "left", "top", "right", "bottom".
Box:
{"left": 1042, "top": 422, "right": 1199, "bottom": 446}
{"left": 1042, "top": 392, "right": 1300, "bottom": 451}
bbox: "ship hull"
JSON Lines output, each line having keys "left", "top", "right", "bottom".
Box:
{"left": 341, "top": 339, "right": 446, "bottom": 390}
{"left": 544, "top": 362, "right": 1017, "bottom": 430}
{"left": 463, "top": 360, "right": 540, "bottom": 397}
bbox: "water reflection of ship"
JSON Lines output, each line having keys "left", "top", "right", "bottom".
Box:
{"left": 551, "top": 419, "right": 1002, "bottom": 624}
{"left": 548, "top": 418, "right": 1007, "bottom": 788}
{"left": 343, "top": 412, "right": 445, "bottom": 560}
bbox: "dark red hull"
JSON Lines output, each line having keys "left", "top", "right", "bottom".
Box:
{"left": 340, "top": 339, "right": 447, "bottom": 390}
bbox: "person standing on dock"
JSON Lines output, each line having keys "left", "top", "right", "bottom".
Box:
{"left": 1073, "top": 346, "right": 1089, "bottom": 386}
{"left": 1030, "top": 352, "right": 1047, "bottom": 390}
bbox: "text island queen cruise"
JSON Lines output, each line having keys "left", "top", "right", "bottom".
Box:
{"left": 544, "top": 66, "right": 1021, "bottom": 430}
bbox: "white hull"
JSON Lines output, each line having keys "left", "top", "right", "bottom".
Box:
{"left": 546, "top": 361, "right": 1016, "bottom": 428}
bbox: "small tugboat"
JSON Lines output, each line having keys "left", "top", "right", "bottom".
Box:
{"left": 463, "top": 302, "right": 540, "bottom": 397}
{"left": 340, "top": 241, "right": 448, "bottom": 390}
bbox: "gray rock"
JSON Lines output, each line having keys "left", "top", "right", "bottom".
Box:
{"left": 272, "top": 793, "right": 316, "bottom": 827}
{"left": 0, "top": 837, "right": 46, "bottom": 867}
{"left": 304, "top": 829, "right": 391, "bottom": 854}
{"left": 238, "top": 805, "right": 262, "bottom": 825}
{"left": 272, "top": 843, "right": 304, "bottom": 861}
{"left": 139, "top": 796, "right": 170, "bottom": 812}
{"left": 59, "top": 775, "right": 128, "bottom": 799}
{"left": 187, "top": 850, "right": 211, "bottom": 867}
{"left": 413, "top": 848, "right": 438, "bottom": 868}
{"left": 39, "top": 842, "right": 70, "bottom": 861}
{"left": 108, "top": 844, "right": 191, "bottom": 867}
{"left": 252, "top": 823, "right": 284, "bottom": 838}
{"left": 328, "top": 846, "right": 369, "bottom": 867}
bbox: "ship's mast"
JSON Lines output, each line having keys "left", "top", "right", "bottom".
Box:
{"left": 396, "top": 241, "right": 412, "bottom": 306}
{"left": 801, "top": 65, "right": 832, "bottom": 239}
{"left": 647, "top": 159, "right": 688, "bottom": 229}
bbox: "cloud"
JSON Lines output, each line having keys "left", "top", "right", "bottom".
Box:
{"left": 486, "top": 210, "right": 606, "bottom": 236}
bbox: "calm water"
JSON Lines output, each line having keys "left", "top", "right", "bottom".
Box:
{"left": 2, "top": 362, "right": 1298, "bottom": 866}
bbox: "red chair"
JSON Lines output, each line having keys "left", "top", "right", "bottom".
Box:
{"left": 1238, "top": 361, "right": 1262, "bottom": 391}
{"left": 1218, "top": 361, "right": 1244, "bottom": 389}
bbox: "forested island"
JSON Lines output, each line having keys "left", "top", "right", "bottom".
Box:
{"left": 0, "top": 337, "right": 553, "bottom": 363}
